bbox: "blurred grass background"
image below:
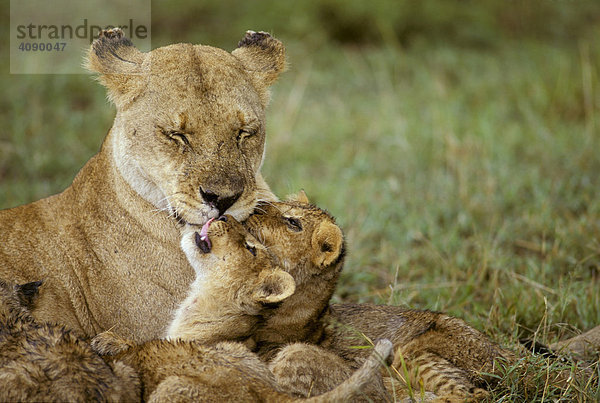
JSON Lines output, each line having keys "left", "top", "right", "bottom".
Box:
{"left": 1, "top": 1, "right": 600, "bottom": 399}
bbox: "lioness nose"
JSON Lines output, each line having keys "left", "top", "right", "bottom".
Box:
{"left": 200, "top": 187, "right": 242, "bottom": 216}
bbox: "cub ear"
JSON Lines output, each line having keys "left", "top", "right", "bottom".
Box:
{"left": 286, "top": 190, "right": 310, "bottom": 204}
{"left": 253, "top": 269, "right": 296, "bottom": 305}
{"left": 85, "top": 28, "right": 146, "bottom": 107}
{"left": 15, "top": 280, "right": 43, "bottom": 310}
{"left": 232, "top": 31, "right": 286, "bottom": 102}
{"left": 311, "top": 221, "right": 344, "bottom": 269}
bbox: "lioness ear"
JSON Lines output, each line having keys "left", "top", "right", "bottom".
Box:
{"left": 311, "top": 221, "right": 344, "bottom": 269}
{"left": 286, "top": 190, "right": 309, "bottom": 204}
{"left": 232, "top": 31, "right": 286, "bottom": 103}
{"left": 86, "top": 28, "right": 146, "bottom": 107}
{"left": 253, "top": 269, "right": 295, "bottom": 304}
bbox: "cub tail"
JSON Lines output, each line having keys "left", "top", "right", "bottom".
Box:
{"left": 305, "top": 339, "right": 393, "bottom": 402}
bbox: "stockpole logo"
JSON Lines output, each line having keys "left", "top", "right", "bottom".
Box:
{"left": 10, "top": 0, "right": 151, "bottom": 74}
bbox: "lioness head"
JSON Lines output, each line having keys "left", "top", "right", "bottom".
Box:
{"left": 86, "top": 29, "right": 286, "bottom": 225}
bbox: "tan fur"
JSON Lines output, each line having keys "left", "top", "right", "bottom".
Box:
{"left": 166, "top": 215, "right": 295, "bottom": 344}
{"left": 321, "top": 304, "right": 517, "bottom": 401}
{"left": 550, "top": 325, "right": 600, "bottom": 361}
{"left": 89, "top": 214, "right": 392, "bottom": 401}
{"left": 241, "top": 197, "right": 392, "bottom": 400}
{"left": 91, "top": 333, "right": 392, "bottom": 402}
{"left": 243, "top": 197, "right": 346, "bottom": 357}
{"left": 167, "top": 198, "right": 387, "bottom": 401}
{"left": 242, "top": 195, "right": 507, "bottom": 401}
{"left": 0, "top": 280, "right": 138, "bottom": 402}
{"left": 269, "top": 342, "right": 391, "bottom": 402}
{"left": 0, "top": 28, "right": 285, "bottom": 341}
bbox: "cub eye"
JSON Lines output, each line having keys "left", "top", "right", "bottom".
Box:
{"left": 245, "top": 243, "right": 257, "bottom": 256}
{"left": 237, "top": 127, "right": 258, "bottom": 141}
{"left": 284, "top": 216, "right": 302, "bottom": 232}
{"left": 167, "top": 130, "right": 190, "bottom": 146}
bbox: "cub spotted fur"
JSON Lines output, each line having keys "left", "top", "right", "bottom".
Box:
{"left": 0, "top": 280, "right": 138, "bottom": 402}
{"left": 243, "top": 192, "right": 346, "bottom": 356}
{"left": 243, "top": 194, "right": 510, "bottom": 401}
{"left": 92, "top": 334, "right": 392, "bottom": 403}
{"left": 0, "top": 28, "right": 285, "bottom": 341}
{"left": 322, "top": 304, "right": 511, "bottom": 401}
{"left": 167, "top": 215, "right": 295, "bottom": 344}
{"left": 241, "top": 195, "right": 392, "bottom": 400}
{"left": 92, "top": 214, "right": 392, "bottom": 402}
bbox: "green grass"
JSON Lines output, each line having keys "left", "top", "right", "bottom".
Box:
{"left": 1, "top": 1, "right": 599, "bottom": 400}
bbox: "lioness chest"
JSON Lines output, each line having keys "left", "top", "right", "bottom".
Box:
{"left": 0, "top": 155, "right": 195, "bottom": 342}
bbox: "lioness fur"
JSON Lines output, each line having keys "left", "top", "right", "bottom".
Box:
{"left": 0, "top": 28, "right": 285, "bottom": 341}
{"left": 91, "top": 214, "right": 392, "bottom": 402}
{"left": 0, "top": 280, "right": 138, "bottom": 402}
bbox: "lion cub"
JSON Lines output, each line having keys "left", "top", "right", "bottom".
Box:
{"left": 243, "top": 192, "right": 346, "bottom": 355}
{"left": 93, "top": 215, "right": 392, "bottom": 402}
{"left": 167, "top": 214, "right": 296, "bottom": 344}
{"left": 242, "top": 194, "right": 386, "bottom": 399}
{"left": 0, "top": 280, "right": 138, "bottom": 402}
{"left": 243, "top": 194, "right": 509, "bottom": 401}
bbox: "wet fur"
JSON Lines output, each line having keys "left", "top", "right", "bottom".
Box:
{"left": 0, "top": 280, "right": 138, "bottom": 402}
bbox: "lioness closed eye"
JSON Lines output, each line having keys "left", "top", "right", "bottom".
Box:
{"left": 0, "top": 28, "right": 286, "bottom": 342}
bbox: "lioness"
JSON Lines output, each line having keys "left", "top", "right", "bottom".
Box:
{"left": 91, "top": 215, "right": 392, "bottom": 402}
{"left": 0, "top": 28, "right": 285, "bottom": 341}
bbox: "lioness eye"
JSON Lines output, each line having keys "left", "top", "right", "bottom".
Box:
{"left": 167, "top": 131, "right": 190, "bottom": 146}
{"left": 284, "top": 216, "right": 302, "bottom": 232}
{"left": 245, "top": 243, "right": 257, "bottom": 256}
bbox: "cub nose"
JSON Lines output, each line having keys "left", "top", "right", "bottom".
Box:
{"left": 199, "top": 187, "right": 243, "bottom": 216}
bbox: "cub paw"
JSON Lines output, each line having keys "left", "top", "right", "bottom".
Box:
{"left": 91, "top": 330, "right": 133, "bottom": 355}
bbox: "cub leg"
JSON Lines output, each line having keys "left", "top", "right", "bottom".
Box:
{"left": 91, "top": 330, "right": 135, "bottom": 355}
{"left": 394, "top": 345, "right": 488, "bottom": 401}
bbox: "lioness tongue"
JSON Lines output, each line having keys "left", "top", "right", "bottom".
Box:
{"left": 198, "top": 218, "right": 215, "bottom": 250}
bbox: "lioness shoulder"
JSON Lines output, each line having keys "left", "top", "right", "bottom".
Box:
{"left": 0, "top": 29, "right": 286, "bottom": 341}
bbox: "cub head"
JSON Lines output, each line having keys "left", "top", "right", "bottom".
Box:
{"left": 86, "top": 29, "right": 286, "bottom": 225}
{"left": 180, "top": 215, "right": 295, "bottom": 311}
{"left": 243, "top": 191, "right": 346, "bottom": 286}
{"left": 0, "top": 279, "right": 43, "bottom": 323}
